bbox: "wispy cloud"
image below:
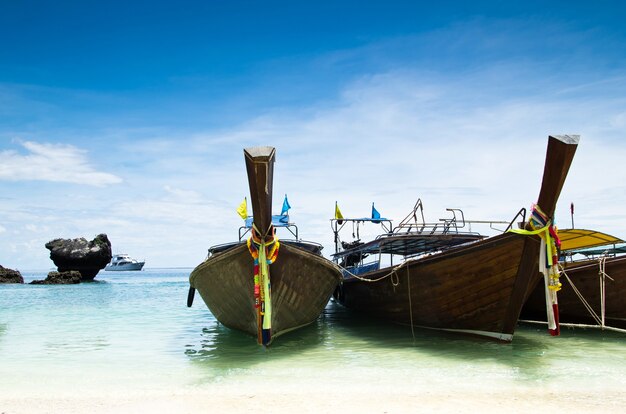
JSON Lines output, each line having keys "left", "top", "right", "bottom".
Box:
{"left": 2, "top": 14, "right": 626, "bottom": 269}
{"left": 172, "top": 66, "right": 626, "bottom": 241}
{"left": 0, "top": 140, "right": 122, "bottom": 186}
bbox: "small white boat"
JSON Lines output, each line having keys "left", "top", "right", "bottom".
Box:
{"left": 105, "top": 254, "right": 145, "bottom": 271}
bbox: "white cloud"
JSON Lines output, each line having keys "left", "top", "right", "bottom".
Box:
{"left": 163, "top": 185, "right": 203, "bottom": 201}
{"left": 25, "top": 223, "right": 50, "bottom": 232}
{"left": 610, "top": 112, "right": 626, "bottom": 129}
{"left": 0, "top": 140, "right": 122, "bottom": 186}
{"left": 4, "top": 66, "right": 625, "bottom": 271}
{"left": 172, "top": 68, "right": 626, "bottom": 251}
{"left": 2, "top": 18, "right": 626, "bottom": 270}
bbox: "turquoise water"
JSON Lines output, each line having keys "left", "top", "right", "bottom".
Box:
{"left": 1, "top": 269, "right": 625, "bottom": 398}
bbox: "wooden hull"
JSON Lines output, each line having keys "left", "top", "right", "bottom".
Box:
{"left": 190, "top": 243, "right": 342, "bottom": 343}
{"left": 334, "top": 135, "right": 578, "bottom": 341}
{"left": 336, "top": 232, "right": 542, "bottom": 341}
{"left": 521, "top": 256, "right": 626, "bottom": 329}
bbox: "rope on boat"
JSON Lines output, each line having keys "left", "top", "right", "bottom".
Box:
{"left": 391, "top": 270, "right": 400, "bottom": 287}
{"left": 336, "top": 259, "right": 413, "bottom": 284}
{"left": 247, "top": 223, "right": 280, "bottom": 345}
{"left": 337, "top": 257, "right": 417, "bottom": 340}
{"left": 407, "top": 265, "right": 416, "bottom": 341}
{"left": 560, "top": 265, "right": 601, "bottom": 326}
{"left": 598, "top": 256, "right": 614, "bottom": 325}
{"left": 562, "top": 256, "right": 614, "bottom": 329}
{"left": 599, "top": 257, "right": 606, "bottom": 326}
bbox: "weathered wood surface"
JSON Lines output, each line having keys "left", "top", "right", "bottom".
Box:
{"left": 337, "top": 234, "right": 530, "bottom": 339}
{"left": 190, "top": 243, "right": 342, "bottom": 341}
{"left": 191, "top": 146, "right": 342, "bottom": 344}
{"left": 244, "top": 146, "right": 275, "bottom": 237}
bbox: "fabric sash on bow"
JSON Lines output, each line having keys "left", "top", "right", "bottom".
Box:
{"left": 247, "top": 224, "right": 280, "bottom": 345}
{"left": 508, "top": 204, "right": 561, "bottom": 336}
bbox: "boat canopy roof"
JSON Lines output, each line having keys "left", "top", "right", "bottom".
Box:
{"left": 575, "top": 245, "right": 626, "bottom": 257}
{"left": 239, "top": 214, "right": 299, "bottom": 241}
{"left": 558, "top": 228, "right": 624, "bottom": 251}
{"left": 208, "top": 239, "right": 324, "bottom": 256}
{"left": 331, "top": 199, "right": 491, "bottom": 259}
{"left": 244, "top": 215, "right": 290, "bottom": 228}
{"left": 332, "top": 232, "right": 484, "bottom": 259}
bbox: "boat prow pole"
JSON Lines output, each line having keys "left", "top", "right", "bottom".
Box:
{"left": 504, "top": 134, "right": 579, "bottom": 336}
{"left": 244, "top": 146, "right": 276, "bottom": 237}
{"left": 537, "top": 135, "right": 580, "bottom": 335}
{"left": 243, "top": 146, "right": 277, "bottom": 346}
{"left": 535, "top": 135, "right": 580, "bottom": 219}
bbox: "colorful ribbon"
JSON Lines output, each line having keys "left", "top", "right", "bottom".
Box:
{"left": 247, "top": 224, "right": 280, "bottom": 345}
{"left": 508, "top": 204, "right": 561, "bottom": 335}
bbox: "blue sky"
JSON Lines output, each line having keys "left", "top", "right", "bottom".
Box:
{"left": 1, "top": 1, "right": 626, "bottom": 270}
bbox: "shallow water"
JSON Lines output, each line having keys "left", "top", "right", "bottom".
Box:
{"left": 1, "top": 269, "right": 625, "bottom": 397}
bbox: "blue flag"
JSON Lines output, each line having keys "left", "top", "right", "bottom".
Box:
{"left": 372, "top": 203, "right": 381, "bottom": 223}
{"left": 281, "top": 194, "right": 291, "bottom": 215}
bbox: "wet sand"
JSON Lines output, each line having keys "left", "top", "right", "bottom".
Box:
{"left": 2, "top": 388, "right": 625, "bottom": 413}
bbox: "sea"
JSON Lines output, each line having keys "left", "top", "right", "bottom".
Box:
{"left": 1, "top": 268, "right": 625, "bottom": 401}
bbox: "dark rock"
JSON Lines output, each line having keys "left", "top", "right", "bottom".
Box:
{"left": 30, "top": 270, "right": 82, "bottom": 285}
{"left": 45, "top": 234, "right": 112, "bottom": 280}
{"left": 0, "top": 265, "right": 24, "bottom": 284}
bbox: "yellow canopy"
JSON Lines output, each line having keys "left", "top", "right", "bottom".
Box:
{"left": 558, "top": 229, "right": 624, "bottom": 251}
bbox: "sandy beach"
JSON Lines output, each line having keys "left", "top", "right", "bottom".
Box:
{"left": 3, "top": 388, "right": 625, "bottom": 414}
{"left": 4, "top": 271, "right": 626, "bottom": 414}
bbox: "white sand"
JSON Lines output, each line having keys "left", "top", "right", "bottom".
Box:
{"left": 2, "top": 389, "right": 625, "bottom": 413}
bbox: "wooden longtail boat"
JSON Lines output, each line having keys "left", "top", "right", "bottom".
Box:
{"left": 332, "top": 135, "right": 579, "bottom": 342}
{"left": 189, "top": 146, "right": 342, "bottom": 345}
{"left": 521, "top": 228, "right": 626, "bottom": 330}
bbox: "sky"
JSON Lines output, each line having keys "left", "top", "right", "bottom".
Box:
{"left": 1, "top": 0, "right": 626, "bottom": 270}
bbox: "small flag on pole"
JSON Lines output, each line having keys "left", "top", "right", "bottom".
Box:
{"left": 335, "top": 201, "right": 344, "bottom": 225}
{"left": 281, "top": 194, "right": 291, "bottom": 216}
{"left": 237, "top": 197, "right": 248, "bottom": 220}
{"left": 372, "top": 203, "right": 381, "bottom": 223}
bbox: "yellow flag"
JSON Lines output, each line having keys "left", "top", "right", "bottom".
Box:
{"left": 237, "top": 197, "right": 248, "bottom": 220}
{"left": 335, "top": 202, "right": 344, "bottom": 221}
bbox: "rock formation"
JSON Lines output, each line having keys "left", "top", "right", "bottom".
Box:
{"left": 30, "top": 270, "right": 82, "bottom": 285}
{"left": 0, "top": 265, "right": 24, "bottom": 284}
{"left": 45, "top": 234, "right": 112, "bottom": 280}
